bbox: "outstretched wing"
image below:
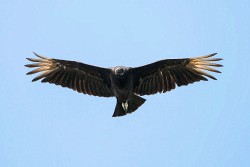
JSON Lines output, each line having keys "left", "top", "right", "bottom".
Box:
{"left": 25, "top": 52, "right": 114, "bottom": 97}
{"left": 132, "top": 53, "right": 223, "bottom": 96}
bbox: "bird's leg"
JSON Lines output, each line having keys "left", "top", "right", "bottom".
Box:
{"left": 122, "top": 101, "right": 129, "bottom": 113}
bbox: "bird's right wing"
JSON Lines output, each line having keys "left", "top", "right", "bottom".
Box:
{"left": 131, "top": 53, "right": 223, "bottom": 96}
{"left": 25, "top": 52, "right": 114, "bottom": 97}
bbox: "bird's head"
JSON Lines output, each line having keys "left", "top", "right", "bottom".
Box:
{"left": 114, "top": 66, "right": 126, "bottom": 76}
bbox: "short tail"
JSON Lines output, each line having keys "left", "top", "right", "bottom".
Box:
{"left": 112, "top": 94, "right": 146, "bottom": 117}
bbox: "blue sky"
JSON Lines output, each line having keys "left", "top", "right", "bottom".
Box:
{"left": 0, "top": 0, "right": 249, "bottom": 167}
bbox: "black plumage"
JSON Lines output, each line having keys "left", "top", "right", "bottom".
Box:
{"left": 25, "top": 52, "right": 222, "bottom": 117}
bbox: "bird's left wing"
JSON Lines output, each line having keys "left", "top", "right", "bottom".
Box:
{"left": 25, "top": 52, "right": 114, "bottom": 97}
{"left": 131, "top": 53, "right": 223, "bottom": 96}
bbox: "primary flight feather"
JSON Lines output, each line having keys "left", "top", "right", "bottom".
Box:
{"left": 26, "top": 52, "right": 222, "bottom": 117}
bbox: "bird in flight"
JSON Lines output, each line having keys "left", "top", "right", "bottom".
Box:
{"left": 26, "top": 52, "right": 222, "bottom": 117}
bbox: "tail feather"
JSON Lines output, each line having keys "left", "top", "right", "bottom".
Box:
{"left": 127, "top": 94, "right": 146, "bottom": 113}
{"left": 112, "top": 102, "right": 126, "bottom": 117}
{"left": 112, "top": 94, "right": 146, "bottom": 117}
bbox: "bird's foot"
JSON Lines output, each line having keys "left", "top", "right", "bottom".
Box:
{"left": 122, "top": 102, "right": 128, "bottom": 113}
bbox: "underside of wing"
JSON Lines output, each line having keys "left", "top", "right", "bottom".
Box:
{"left": 25, "top": 52, "right": 114, "bottom": 97}
{"left": 132, "top": 53, "right": 223, "bottom": 96}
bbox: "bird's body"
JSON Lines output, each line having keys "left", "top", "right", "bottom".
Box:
{"left": 26, "top": 52, "right": 222, "bottom": 117}
{"left": 111, "top": 66, "right": 133, "bottom": 102}
{"left": 109, "top": 66, "right": 146, "bottom": 116}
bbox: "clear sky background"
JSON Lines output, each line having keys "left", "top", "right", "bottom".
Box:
{"left": 0, "top": 0, "right": 249, "bottom": 167}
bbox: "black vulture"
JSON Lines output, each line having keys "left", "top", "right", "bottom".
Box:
{"left": 25, "top": 52, "right": 222, "bottom": 117}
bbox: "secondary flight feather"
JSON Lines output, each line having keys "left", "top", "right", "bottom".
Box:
{"left": 25, "top": 52, "right": 222, "bottom": 117}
